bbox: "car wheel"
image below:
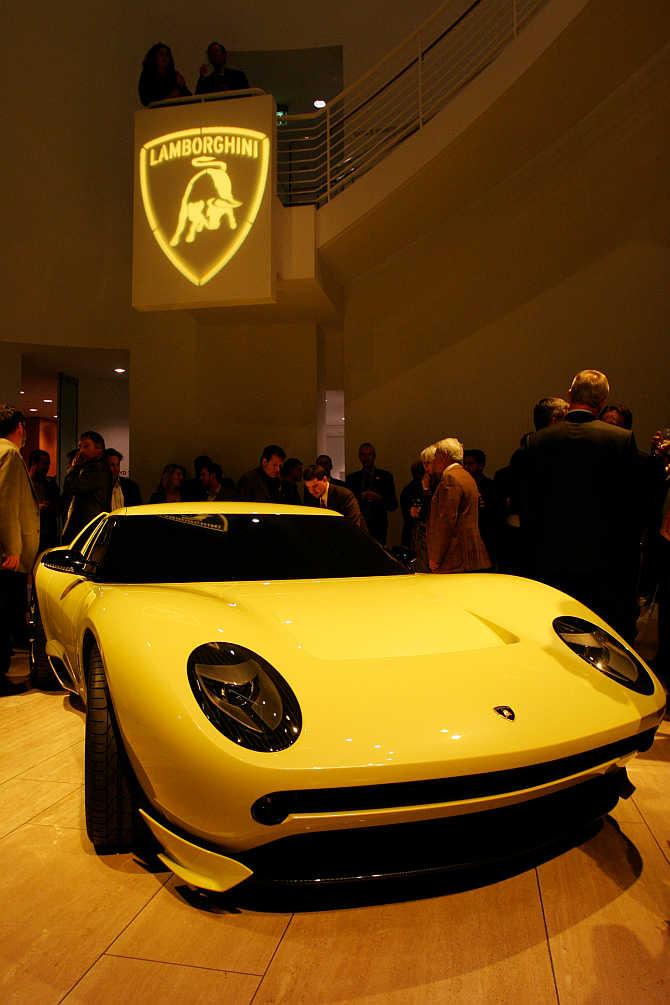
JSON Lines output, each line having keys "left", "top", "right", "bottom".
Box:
{"left": 27, "top": 600, "right": 57, "bottom": 690}
{"left": 85, "top": 646, "right": 136, "bottom": 850}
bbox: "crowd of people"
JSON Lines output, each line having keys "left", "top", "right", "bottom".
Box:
{"left": 138, "top": 40, "right": 249, "bottom": 107}
{"left": 1, "top": 367, "right": 669, "bottom": 694}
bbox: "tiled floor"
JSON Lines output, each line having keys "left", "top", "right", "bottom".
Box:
{"left": 1, "top": 656, "right": 668, "bottom": 1005}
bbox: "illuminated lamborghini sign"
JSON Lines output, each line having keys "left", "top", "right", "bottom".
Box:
{"left": 139, "top": 126, "right": 270, "bottom": 287}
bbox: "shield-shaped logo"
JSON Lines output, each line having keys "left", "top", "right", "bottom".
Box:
{"left": 139, "top": 127, "right": 270, "bottom": 286}
{"left": 494, "top": 706, "right": 516, "bottom": 721}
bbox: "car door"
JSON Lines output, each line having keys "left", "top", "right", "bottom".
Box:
{"left": 40, "top": 517, "right": 109, "bottom": 684}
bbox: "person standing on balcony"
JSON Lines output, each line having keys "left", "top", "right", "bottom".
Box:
{"left": 196, "top": 42, "right": 249, "bottom": 94}
{"left": 138, "top": 43, "right": 191, "bottom": 107}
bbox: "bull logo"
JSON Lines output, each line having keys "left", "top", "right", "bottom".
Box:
{"left": 170, "top": 158, "right": 242, "bottom": 246}
{"left": 494, "top": 706, "right": 516, "bottom": 721}
{"left": 139, "top": 127, "right": 270, "bottom": 286}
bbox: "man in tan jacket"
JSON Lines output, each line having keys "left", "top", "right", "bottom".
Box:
{"left": 0, "top": 404, "right": 40, "bottom": 692}
{"left": 427, "top": 437, "right": 490, "bottom": 574}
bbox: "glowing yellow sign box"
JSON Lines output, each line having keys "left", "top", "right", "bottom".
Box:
{"left": 139, "top": 126, "right": 270, "bottom": 287}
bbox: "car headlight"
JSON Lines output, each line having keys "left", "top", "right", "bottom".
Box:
{"left": 188, "top": 642, "right": 302, "bottom": 751}
{"left": 553, "top": 616, "right": 654, "bottom": 695}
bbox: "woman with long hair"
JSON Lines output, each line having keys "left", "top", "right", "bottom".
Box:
{"left": 149, "top": 464, "right": 187, "bottom": 503}
{"left": 138, "top": 43, "right": 191, "bottom": 107}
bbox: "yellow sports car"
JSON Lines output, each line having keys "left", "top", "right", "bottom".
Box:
{"left": 33, "top": 503, "right": 665, "bottom": 893}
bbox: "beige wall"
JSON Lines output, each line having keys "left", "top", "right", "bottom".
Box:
{"left": 78, "top": 376, "right": 130, "bottom": 473}
{"left": 3, "top": 0, "right": 669, "bottom": 531}
{"left": 191, "top": 321, "right": 318, "bottom": 480}
{"left": 3, "top": 1, "right": 391, "bottom": 495}
{"left": 126, "top": 0, "right": 440, "bottom": 86}
{"left": 128, "top": 318, "right": 317, "bottom": 498}
{"left": 0, "top": 345, "right": 22, "bottom": 404}
{"left": 342, "top": 15, "right": 670, "bottom": 539}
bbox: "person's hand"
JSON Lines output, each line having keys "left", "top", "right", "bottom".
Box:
{"left": 409, "top": 505, "right": 421, "bottom": 519}
{"left": 362, "top": 489, "right": 382, "bottom": 503}
{"left": 1, "top": 554, "right": 20, "bottom": 571}
{"left": 199, "top": 63, "right": 209, "bottom": 78}
{"left": 429, "top": 559, "right": 439, "bottom": 572}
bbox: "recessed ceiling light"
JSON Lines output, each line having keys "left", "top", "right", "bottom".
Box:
{"left": 53, "top": 415, "right": 58, "bottom": 419}
{"left": 114, "top": 367, "right": 127, "bottom": 374}
{"left": 29, "top": 408, "right": 38, "bottom": 412}
{"left": 43, "top": 398, "right": 53, "bottom": 403}
{"left": 313, "top": 99, "right": 326, "bottom": 109}
{"left": 19, "top": 390, "right": 25, "bottom": 394}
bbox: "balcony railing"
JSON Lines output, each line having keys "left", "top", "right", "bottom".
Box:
{"left": 277, "top": 0, "right": 547, "bottom": 206}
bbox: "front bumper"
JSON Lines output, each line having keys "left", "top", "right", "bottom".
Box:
{"left": 142, "top": 766, "right": 634, "bottom": 893}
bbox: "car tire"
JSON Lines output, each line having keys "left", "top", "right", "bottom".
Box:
{"left": 28, "top": 600, "right": 57, "bottom": 690}
{"left": 85, "top": 646, "right": 136, "bottom": 850}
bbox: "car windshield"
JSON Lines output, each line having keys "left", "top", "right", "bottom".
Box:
{"left": 92, "top": 513, "right": 409, "bottom": 583}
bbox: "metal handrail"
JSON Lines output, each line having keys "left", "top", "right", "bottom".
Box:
{"left": 147, "top": 87, "right": 267, "bottom": 109}
{"left": 277, "top": 0, "right": 547, "bottom": 206}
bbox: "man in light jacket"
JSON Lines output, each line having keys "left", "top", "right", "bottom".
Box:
{"left": 427, "top": 437, "right": 490, "bottom": 573}
{"left": 0, "top": 404, "right": 40, "bottom": 692}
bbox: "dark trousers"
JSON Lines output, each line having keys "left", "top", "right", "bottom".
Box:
{"left": 655, "top": 537, "right": 670, "bottom": 688}
{"left": 0, "top": 570, "right": 28, "bottom": 676}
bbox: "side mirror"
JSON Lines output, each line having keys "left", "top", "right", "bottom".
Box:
{"left": 388, "top": 545, "right": 417, "bottom": 573}
{"left": 40, "top": 549, "right": 96, "bottom": 575}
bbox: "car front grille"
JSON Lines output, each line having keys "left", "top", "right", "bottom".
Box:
{"left": 251, "top": 729, "right": 654, "bottom": 825}
{"left": 241, "top": 769, "right": 631, "bottom": 889}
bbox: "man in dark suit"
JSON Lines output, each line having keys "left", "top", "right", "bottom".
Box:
{"left": 197, "top": 460, "right": 236, "bottom": 501}
{"left": 316, "top": 455, "right": 346, "bottom": 487}
{"left": 303, "top": 465, "right": 367, "bottom": 531}
{"left": 61, "top": 431, "right": 113, "bottom": 543}
{"left": 104, "top": 449, "right": 142, "bottom": 509}
{"left": 237, "top": 445, "right": 286, "bottom": 503}
{"left": 345, "top": 442, "right": 397, "bottom": 544}
{"left": 522, "top": 369, "right": 640, "bottom": 641}
{"left": 195, "top": 42, "right": 249, "bottom": 94}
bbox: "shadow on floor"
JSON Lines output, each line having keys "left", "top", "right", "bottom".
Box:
{"left": 164, "top": 816, "right": 638, "bottom": 916}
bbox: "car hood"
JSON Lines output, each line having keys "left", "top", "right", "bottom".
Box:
{"left": 179, "top": 573, "right": 518, "bottom": 659}
{"left": 94, "top": 574, "right": 664, "bottom": 776}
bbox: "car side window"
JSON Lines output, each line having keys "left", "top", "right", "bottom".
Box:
{"left": 83, "top": 518, "right": 116, "bottom": 573}
{"left": 70, "top": 514, "right": 106, "bottom": 554}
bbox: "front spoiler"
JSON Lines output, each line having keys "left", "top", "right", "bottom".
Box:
{"left": 141, "top": 767, "right": 633, "bottom": 893}
{"left": 140, "top": 810, "right": 253, "bottom": 892}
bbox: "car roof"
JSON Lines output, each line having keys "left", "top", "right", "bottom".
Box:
{"left": 111, "top": 502, "right": 341, "bottom": 518}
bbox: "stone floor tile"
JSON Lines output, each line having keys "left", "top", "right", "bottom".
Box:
{"left": 538, "top": 817, "right": 670, "bottom": 1004}
{"left": 253, "top": 869, "right": 556, "bottom": 1004}
{"left": 109, "top": 878, "right": 291, "bottom": 975}
{"left": 0, "top": 776, "right": 79, "bottom": 838}
{"left": 0, "top": 823, "right": 168, "bottom": 1004}
{"left": 62, "top": 955, "right": 259, "bottom": 1004}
